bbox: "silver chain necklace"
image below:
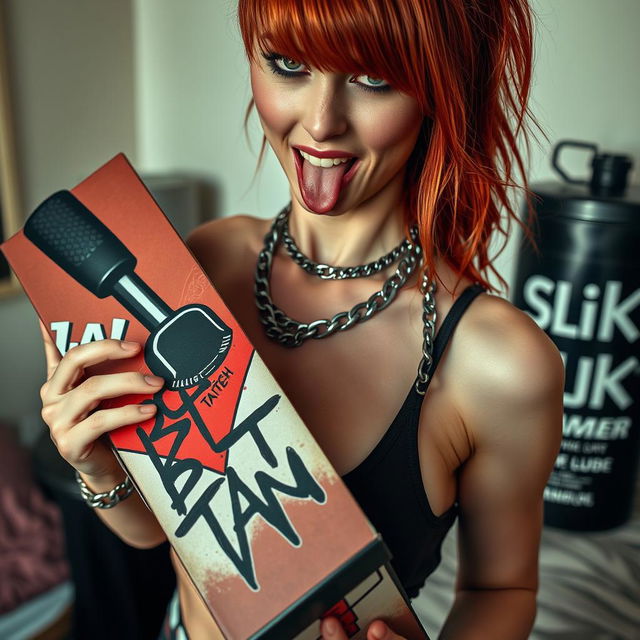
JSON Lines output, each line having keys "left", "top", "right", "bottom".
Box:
{"left": 254, "top": 205, "right": 437, "bottom": 394}
{"left": 281, "top": 214, "right": 417, "bottom": 280}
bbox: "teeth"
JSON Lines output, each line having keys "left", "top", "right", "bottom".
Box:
{"left": 299, "top": 150, "right": 353, "bottom": 168}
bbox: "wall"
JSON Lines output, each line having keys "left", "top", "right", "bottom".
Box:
{"left": 0, "top": 0, "right": 639, "bottom": 424}
{"left": 0, "top": 0, "right": 135, "bottom": 426}
{"left": 132, "top": 0, "right": 640, "bottom": 288}
{"left": 133, "top": 0, "right": 286, "bottom": 218}
{"left": 494, "top": 0, "right": 640, "bottom": 286}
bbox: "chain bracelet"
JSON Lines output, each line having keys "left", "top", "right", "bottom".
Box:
{"left": 75, "top": 471, "right": 134, "bottom": 509}
{"left": 255, "top": 209, "right": 423, "bottom": 347}
{"left": 415, "top": 274, "right": 437, "bottom": 396}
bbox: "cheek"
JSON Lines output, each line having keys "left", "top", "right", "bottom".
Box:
{"left": 359, "top": 99, "right": 423, "bottom": 157}
{"left": 250, "top": 65, "right": 296, "bottom": 137}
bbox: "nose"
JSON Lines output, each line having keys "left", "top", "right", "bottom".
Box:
{"left": 300, "top": 76, "right": 348, "bottom": 142}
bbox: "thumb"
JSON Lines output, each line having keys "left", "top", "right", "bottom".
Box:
{"left": 367, "top": 621, "right": 404, "bottom": 640}
{"left": 39, "top": 320, "right": 61, "bottom": 380}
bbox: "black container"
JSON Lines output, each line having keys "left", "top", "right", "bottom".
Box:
{"left": 513, "top": 140, "right": 640, "bottom": 531}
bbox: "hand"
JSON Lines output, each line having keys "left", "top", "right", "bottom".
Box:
{"left": 321, "top": 617, "right": 406, "bottom": 640}
{"left": 39, "top": 321, "right": 162, "bottom": 480}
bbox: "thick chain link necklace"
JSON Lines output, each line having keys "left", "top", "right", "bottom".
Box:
{"left": 254, "top": 205, "right": 437, "bottom": 394}
{"left": 280, "top": 214, "right": 417, "bottom": 280}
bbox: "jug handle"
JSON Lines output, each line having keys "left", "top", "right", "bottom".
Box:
{"left": 552, "top": 140, "right": 598, "bottom": 185}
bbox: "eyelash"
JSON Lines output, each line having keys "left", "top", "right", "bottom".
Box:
{"left": 261, "top": 52, "right": 392, "bottom": 94}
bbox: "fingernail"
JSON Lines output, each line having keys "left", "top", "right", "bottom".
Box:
{"left": 121, "top": 341, "right": 140, "bottom": 351}
{"left": 144, "top": 375, "right": 164, "bottom": 386}
{"left": 139, "top": 404, "right": 157, "bottom": 414}
{"left": 323, "top": 618, "right": 338, "bottom": 636}
{"left": 370, "top": 622, "right": 387, "bottom": 640}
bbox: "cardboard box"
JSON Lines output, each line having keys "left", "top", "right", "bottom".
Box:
{"left": 2, "top": 155, "right": 427, "bottom": 639}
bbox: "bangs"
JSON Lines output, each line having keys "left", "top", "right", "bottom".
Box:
{"left": 238, "top": 0, "right": 427, "bottom": 105}
{"left": 238, "top": 0, "right": 538, "bottom": 293}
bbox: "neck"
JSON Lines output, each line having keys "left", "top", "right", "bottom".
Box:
{"left": 287, "top": 173, "right": 407, "bottom": 267}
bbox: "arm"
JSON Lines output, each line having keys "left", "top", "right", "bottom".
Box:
{"left": 39, "top": 324, "right": 167, "bottom": 548}
{"left": 38, "top": 218, "right": 256, "bottom": 549}
{"left": 438, "top": 300, "right": 564, "bottom": 639}
{"left": 320, "top": 300, "right": 564, "bottom": 640}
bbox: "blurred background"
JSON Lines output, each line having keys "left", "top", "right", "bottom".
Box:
{"left": 0, "top": 0, "right": 638, "bottom": 638}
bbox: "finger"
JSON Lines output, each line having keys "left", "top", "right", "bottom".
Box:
{"left": 320, "top": 617, "right": 348, "bottom": 640}
{"left": 55, "top": 371, "right": 164, "bottom": 424}
{"left": 39, "top": 320, "right": 61, "bottom": 380}
{"left": 367, "top": 620, "right": 404, "bottom": 640}
{"left": 54, "top": 403, "right": 157, "bottom": 464}
{"left": 46, "top": 339, "right": 142, "bottom": 397}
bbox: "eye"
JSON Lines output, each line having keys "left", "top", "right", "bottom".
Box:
{"left": 352, "top": 74, "right": 391, "bottom": 93}
{"left": 261, "top": 52, "right": 308, "bottom": 78}
{"left": 276, "top": 57, "right": 306, "bottom": 73}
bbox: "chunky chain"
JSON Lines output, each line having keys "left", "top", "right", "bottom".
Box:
{"left": 281, "top": 210, "right": 418, "bottom": 280}
{"left": 415, "top": 273, "right": 437, "bottom": 395}
{"left": 75, "top": 471, "right": 134, "bottom": 509}
{"left": 254, "top": 205, "right": 429, "bottom": 348}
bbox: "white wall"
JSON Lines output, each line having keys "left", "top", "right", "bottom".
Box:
{"left": 528, "top": 0, "right": 640, "bottom": 178}
{"left": 495, "top": 0, "right": 640, "bottom": 287}
{"left": 5, "top": 0, "right": 136, "bottom": 211}
{"left": 133, "top": 0, "right": 287, "bottom": 218}
{"left": 0, "top": 0, "right": 135, "bottom": 426}
{"left": 133, "top": 0, "right": 640, "bottom": 289}
{"left": 0, "top": 0, "right": 639, "bottom": 423}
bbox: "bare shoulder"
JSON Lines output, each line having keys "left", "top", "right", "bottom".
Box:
{"left": 448, "top": 293, "right": 565, "bottom": 594}
{"left": 455, "top": 292, "right": 565, "bottom": 401}
{"left": 449, "top": 292, "right": 565, "bottom": 447}
{"left": 186, "top": 214, "right": 269, "bottom": 280}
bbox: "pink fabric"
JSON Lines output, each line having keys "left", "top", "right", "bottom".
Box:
{"left": 0, "top": 425, "right": 69, "bottom": 613}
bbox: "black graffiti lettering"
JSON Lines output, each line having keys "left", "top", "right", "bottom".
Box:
{"left": 175, "top": 477, "right": 259, "bottom": 590}
{"left": 188, "top": 393, "right": 281, "bottom": 468}
{"left": 154, "top": 379, "right": 280, "bottom": 468}
{"left": 155, "top": 379, "right": 210, "bottom": 422}
{"left": 199, "top": 367, "right": 234, "bottom": 408}
{"left": 137, "top": 392, "right": 282, "bottom": 517}
{"left": 200, "top": 392, "right": 217, "bottom": 408}
{"left": 174, "top": 447, "right": 326, "bottom": 590}
{"left": 137, "top": 426, "right": 203, "bottom": 515}
{"left": 227, "top": 466, "right": 299, "bottom": 548}
{"left": 136, "top": 377, "right": 324, "bottom": 589}
{"left": 174, "top": 478, "right": 258, "bottom": 585}
{"left": 145, "top": 410, "right": 192, "bottom": 463}
{"left": 216, "top": 395, "right": 281, "bottom": 467}
{"left": 253, "top": 447, "right": 327, "bottom": 509}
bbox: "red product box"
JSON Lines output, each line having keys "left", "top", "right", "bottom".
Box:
{"left": 2, "top": 154, "right": 427, "bottom": 640}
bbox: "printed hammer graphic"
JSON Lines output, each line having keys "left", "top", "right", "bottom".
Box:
{"left": 25, "top": 190, "right": 232, "bottom": 389}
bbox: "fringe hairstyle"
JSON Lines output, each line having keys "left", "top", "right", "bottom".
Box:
{"left": 238, "top": 0, "right": 542, "bottom": 292}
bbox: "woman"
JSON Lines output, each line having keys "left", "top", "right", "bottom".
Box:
{"left": 39, "top": 0, "right": 564, "bottom": 638}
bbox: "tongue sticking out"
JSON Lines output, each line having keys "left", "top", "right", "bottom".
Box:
{"left": 300, "top": 158, "right": 350, "bottom": 214}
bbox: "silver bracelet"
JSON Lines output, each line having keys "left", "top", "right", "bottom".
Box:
{"left": 75, "top": 471, "right": 134, "bottom": 509}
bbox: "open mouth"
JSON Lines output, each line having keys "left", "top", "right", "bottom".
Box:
{"left": 292, "top": 149, "right": 360, "bottom": 186}
{"left": 291, "top": 148, "right": 361, "bottom": 213}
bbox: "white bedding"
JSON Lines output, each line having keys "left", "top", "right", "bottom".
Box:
{"left": 0, "top": 581, "right": 72, "bottom": 640}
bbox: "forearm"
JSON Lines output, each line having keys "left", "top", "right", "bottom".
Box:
{"left": 80, "top": 469, "right": 167, "bottom": 549}
{"left": 438, "top": 588, "right": 536, "bottom": 640}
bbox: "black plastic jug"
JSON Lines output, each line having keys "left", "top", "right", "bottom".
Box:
{"left": 512, "top": 140, "right": 640, "bottom": 531}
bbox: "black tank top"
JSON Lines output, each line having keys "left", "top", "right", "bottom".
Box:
{"left": 342, "top": 284, "right": 485, "bottom": 598}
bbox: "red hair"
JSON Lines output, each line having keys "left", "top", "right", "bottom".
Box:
{"left": 238, "top": 0, "right": 541, "bottom": 292}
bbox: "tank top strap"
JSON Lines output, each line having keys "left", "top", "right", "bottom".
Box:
{"left": 428, "top": 283, "right": 485, "bottom": 378}
{"left": 341, "top": 283, "right": 485, "bottom": 487}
